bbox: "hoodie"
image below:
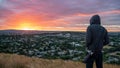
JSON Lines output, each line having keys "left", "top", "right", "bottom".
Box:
{"left": 86, "top": 15, "right": 109, "bottom": 52}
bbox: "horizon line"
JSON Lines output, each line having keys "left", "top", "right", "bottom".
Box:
{"left": 0, "top": 29, "right": 120, "bottom": 32}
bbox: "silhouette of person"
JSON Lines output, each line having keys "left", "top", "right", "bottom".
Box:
{"left": 86, "top": 15, "right": 109, "bottom": 68}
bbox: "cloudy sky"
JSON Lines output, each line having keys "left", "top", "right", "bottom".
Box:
{"left": 0, "top": 0, "right": 120, "bottom": 31}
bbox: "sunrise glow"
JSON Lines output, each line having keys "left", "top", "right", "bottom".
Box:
{"left": 21, "top": 27, "right": 34, "bottom": 30}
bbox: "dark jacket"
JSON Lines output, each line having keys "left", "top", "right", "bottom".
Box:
{"left": 86, "top": 15, "right": 109, "bottom": 52}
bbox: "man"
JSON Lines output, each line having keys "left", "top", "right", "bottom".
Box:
{"left": 86, "top": 15, "right": 109, "bottom": 68}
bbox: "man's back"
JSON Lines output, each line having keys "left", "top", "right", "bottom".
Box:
{"left": 86, "top": 15, "right": 109, "bottom": 52}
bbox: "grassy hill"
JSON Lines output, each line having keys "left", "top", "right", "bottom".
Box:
{"left": 0, "top": 53, "right": 119, "bottom": 68}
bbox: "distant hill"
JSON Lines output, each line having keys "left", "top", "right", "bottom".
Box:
{"left": 0, "top": 29, "right": 120, "bottom": 35}
{"left": 0, "top": 30, "right": 85, "bottom": 35}
{"left": 0, "top": 53, "right": 119, "bottom": 68}
{"left": 0, "top": 30, "right": 62, "bottom": 35}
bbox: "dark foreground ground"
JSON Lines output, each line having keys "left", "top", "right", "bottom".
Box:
{"left": 0, "top": 53, "right": 120, "bottom": 68}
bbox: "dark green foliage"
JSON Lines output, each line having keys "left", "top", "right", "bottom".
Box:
{"left": 0, "top": 32, "right": 120, "bottom": 64}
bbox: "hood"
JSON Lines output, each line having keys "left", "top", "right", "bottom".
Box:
{"left": 90, "top": 15, "right": 101, "bottom": 25}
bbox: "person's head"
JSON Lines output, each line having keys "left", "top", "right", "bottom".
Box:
{"left": 90, "top": 15, "right": 101, "bottom": 25}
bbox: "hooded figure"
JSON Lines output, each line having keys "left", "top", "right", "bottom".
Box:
{"left": 86, "top": 15, "right": 109, "bottom": 51}
{"left": 85, "top": 15, "right": 109, "bottom": 68}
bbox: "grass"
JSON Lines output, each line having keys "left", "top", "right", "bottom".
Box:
{"left": 0, "top": 53, "right": 119, "bottom": 68}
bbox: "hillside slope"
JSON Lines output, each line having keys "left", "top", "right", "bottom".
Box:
{"left": 0, "top": 53, "right": 119, "bottom": 68}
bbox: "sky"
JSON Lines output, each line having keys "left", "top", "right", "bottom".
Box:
{"left": 0, "top": 0, "right": 120, "bottom": 32}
